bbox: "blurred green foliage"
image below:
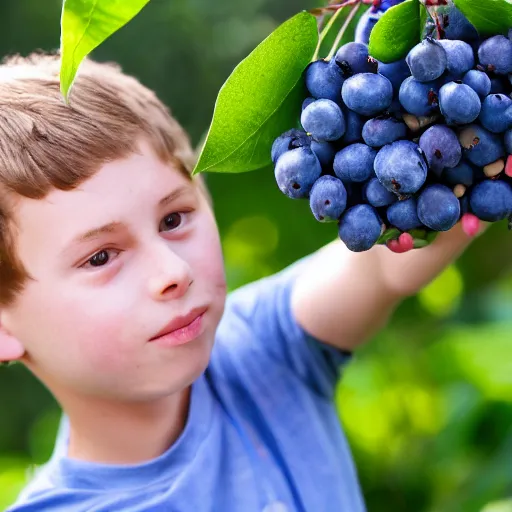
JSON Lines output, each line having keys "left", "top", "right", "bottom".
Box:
{"left": 0, "top": 0, "right": 511, "bottom": 510}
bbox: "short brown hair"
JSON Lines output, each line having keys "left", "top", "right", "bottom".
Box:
{"left": 0, "top": 51, "right": 199, "bottom": 307}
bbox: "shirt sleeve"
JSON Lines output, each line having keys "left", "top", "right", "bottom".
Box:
{"left": 213, "top": 256, "right": 352, "bottom": 400}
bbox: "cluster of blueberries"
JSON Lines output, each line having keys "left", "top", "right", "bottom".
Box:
{"left": 271, "top": 3, "right": 512, "bottom": 252}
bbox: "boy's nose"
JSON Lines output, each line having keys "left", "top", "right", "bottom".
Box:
{"left": 147, "top": 245, "right": 193, "bottom": 301}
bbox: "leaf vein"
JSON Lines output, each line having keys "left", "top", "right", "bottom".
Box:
{"left": 249, "top": 128, "right": 264, "bottom": 164}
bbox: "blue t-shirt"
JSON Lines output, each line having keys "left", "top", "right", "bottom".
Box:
{"left": 8, "top": 260, "right": 366, "bottom": 512}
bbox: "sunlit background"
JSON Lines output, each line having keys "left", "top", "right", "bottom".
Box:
{"left": 1, "top": 1, "right": 512, "bottom": 510}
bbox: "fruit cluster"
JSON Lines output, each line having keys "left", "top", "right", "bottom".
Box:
{"left": 271, "top": 5, "right": 512, "bottom": 253}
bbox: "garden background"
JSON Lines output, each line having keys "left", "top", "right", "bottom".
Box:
{"left": 0, "top": 0, "right": 511, "bottom": 510}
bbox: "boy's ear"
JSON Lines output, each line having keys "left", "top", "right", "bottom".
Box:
{"left": 0, "top": 315, "right": 25, "bottom": 362}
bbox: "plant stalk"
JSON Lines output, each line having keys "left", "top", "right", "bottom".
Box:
{"left": 326, "top": 2, "right": 361, "bottom": 60}
{"left": 313, "top": 3, "right": 351, "bottom": 60}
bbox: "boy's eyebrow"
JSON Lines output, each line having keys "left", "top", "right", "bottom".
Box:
{"left": 60, "top": 221, "right": 125, "bottom": 259}
{"left": 75, "top": 221, "right": 124, "bottom": 244}
{"left": 158, "top": 185, "right": 191, "bottom": 207}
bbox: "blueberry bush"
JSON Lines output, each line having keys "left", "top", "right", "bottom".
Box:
{"left": 193, "top": 0, "right": 512, "bottom": 254}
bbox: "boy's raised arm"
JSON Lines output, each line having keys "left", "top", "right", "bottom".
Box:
{"left": 291, "top": 223, "right": 475, "bottom": 351}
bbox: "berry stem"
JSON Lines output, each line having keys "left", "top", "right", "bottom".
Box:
{"left": 420, "top": 0, "right": 450, "bottom": 39}
{"left": 313, "top": 3, "right": 350, "bottom": 61}
{"left": 326, "top": 2, "right": 361, "bottom": 60}
{"left": 313, "top": 0, "right": 372, "bottom": 13}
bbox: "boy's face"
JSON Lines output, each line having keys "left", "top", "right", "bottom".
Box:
{"left": 1, "top": 140, "right": 227, "bottom": 402}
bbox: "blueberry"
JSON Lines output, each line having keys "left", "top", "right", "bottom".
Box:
{"left": 439, "top": 82, "right": 481, "bottom": 124}
{"left": 342, "top": 73, "right": 393, "bottom": 116}
{"left": 399, "top": 76, "right": 440, "bottom": 117}
{"left": 374, "top": 140, "right": 428, "bottom": 195}
{"left": 302, "top": 97, "right": 315, "bottom": 111}
{"left": 459, "top": 124, "right": 505, "bottom": 166}
{"left": 310, "top": 140, "right": 336, "bottom": 170}
{"left": 333, "top": 143, "right": 377, "bottom": 182}
{"left": 354, "top": 8, "right": 382, "bottom": 45}
{"left": 340, "top": 108, "right": 366, "bottom": 144}
{"left": 406, "top": 38, "right": 447, "bottom": 82}
{"left": 462, "top": 70, "right": 491, "bottom": 98}
{"left": 441, "top": 161, "right": 476, "bottom": 187}
{"left": 443, "top": 5, "right": 479, "bottom": 41}
{"left": 386, "top": 198, "right": 423, "bottom": 231}
{"left": 364, "top": 177, "right": 398, "bottom": 207}
{"left": 304, "top": 59, "right": 345, "bottom": 103}
{"left": 338, "top": 204, "right": 383, "bottom": 252}
{"left": 271, "top": 129, "right": 310, "bottom": 164}
{"left": 419, "top": 125, "right": 461, "bottom": 175}
{"left": 377, "top": 58, "right": 411, "bottom": 93}
{"left": 417, "top": 184, "right": 461, "bottom": 231}
{"left": 274, "top": 147, "right": 322, "bottom": 199}
{"left": 309, "top": 175, "right": 348, "bottom": 222}
{"left": 334, "top": 42, "right": 377, "bottom": 75}
{"left": 383, "top": 0, "right": 406, "bottom": 8}
{"left": 505, "top": 129, "right": 512, "bottom": 155}
{"left": 301, "top": 99, "right": 345, "bottom": 142}
{"left": 478, "top": 35, "right": 512, "bottom": 75}
{"left": 438, "top": 40, "right": 475, "bottom": 78}
{"left": 478, "top": 94, "right": 512, "bottom": 133}
{"left": 470, "top": 180, "right": 512, "bottom": 221}
{"left": 362, "top": 116, "right": 407, "bottom": 148}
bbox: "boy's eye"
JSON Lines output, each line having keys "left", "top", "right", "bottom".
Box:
{"left": 88, "top": 250, "right": 111, "bottom": 267}
{"left": 160, "top": 212, "right": 183, "bottom": 232}
{"left": 81, "top": 249, "right": 120, "bottom": 269}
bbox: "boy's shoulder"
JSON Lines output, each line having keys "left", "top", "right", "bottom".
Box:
{"left": 7, "top": 426, "right": 96, "bottom": 511}
{"left": 6, "top": 462, "right": 85, "bottom": 512}
{"left": 216, "top": 255, "right": 309, "bottom": 336}
{"left": 211, "top": 256, "right": 308, "bottom": 364}
{"left": 211, "top": 255, "right": 351, "bottom": 396}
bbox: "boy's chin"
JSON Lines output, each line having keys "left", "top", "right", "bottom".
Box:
{"left": 127, "top": 352, "right": 212, "bottom": 403}
{"left": 52, "top": 341, "right": 214, "bottom": 406}
{"left": 168, "top": 343, "right": 213, "bottom": 390}
{"left": 141, "top": 337, "right": 214, "bottom": 400}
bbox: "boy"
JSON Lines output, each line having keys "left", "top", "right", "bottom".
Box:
{"left": 1, "top": 52, "right": 475, "bottom": 512}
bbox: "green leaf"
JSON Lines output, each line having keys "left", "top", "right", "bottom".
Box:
{"left": 60, "top": 0, "right": 151, "bottom": 101}
{"left": 413, "top": 238, "right": 429, "bottom": 249}
{"left": 377, "top": 228, "right": 400, "bottom": 244}
{"left": 368, "top": 0, "right": 422, "bottom": 63}
{"left": 452, "top": 0, "right": 512, "bottom": 36}
{"left": 409, "top": 228, "right": 428, "bottom": 240}
{"left": 192, "top": 11, "right": 318, "bottom": 175}
{"left": 426, "top": 231, "right": 439, "bottom": 244}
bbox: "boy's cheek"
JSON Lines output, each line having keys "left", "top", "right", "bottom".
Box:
{"left": 74, "top": 318, "right": 135, "bottom": 372}
{"left": 34, "top": 318, "right": 123, "bottom": 377}
{"left": 197, "top": 217, "right": 227, "bottom": 286}
{"left": 17, "top": 289, "right": 132, "bottom": 378}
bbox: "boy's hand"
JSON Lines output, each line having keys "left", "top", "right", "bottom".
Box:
{"left": 291, "top": 222, "right": 483, "bottom": 351}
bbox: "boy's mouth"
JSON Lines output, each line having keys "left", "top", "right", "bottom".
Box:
{"left": 149, "top": 306, "right": 208, "bottom": 346}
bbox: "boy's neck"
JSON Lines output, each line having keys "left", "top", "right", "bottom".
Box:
{"left": 64, "top": 386, "right": 191, "bottom": 465}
